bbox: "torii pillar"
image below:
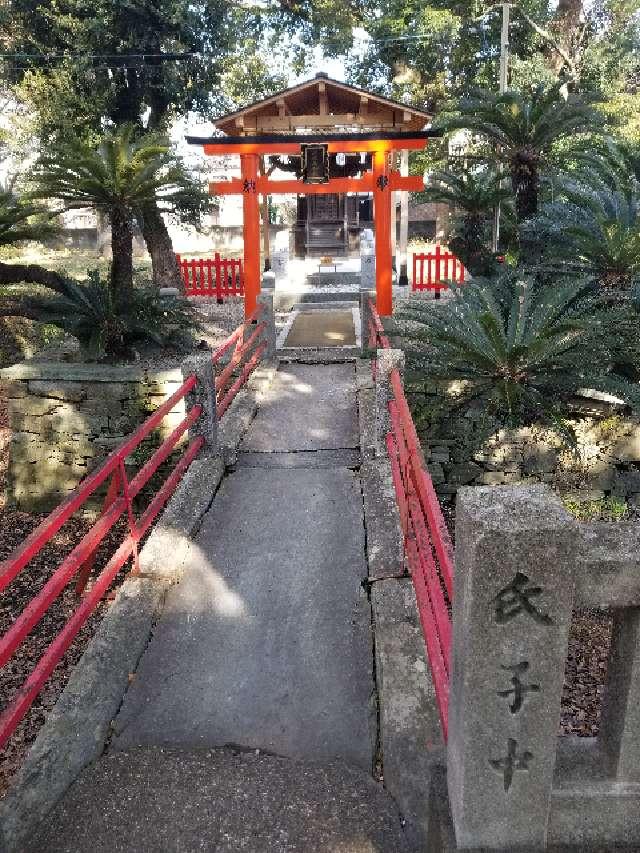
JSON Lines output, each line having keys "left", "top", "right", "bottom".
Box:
{"left": 240, "top": 153, "right": 261, "bottom": 317}
{"left": 372, "top": 147, "right": 393, "bottom": 316}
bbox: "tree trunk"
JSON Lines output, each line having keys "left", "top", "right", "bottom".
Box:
{"left": 110, "top": 206, "right": 134, "bottom": 300}
{"left": 139, "top": 201, "right": 183, "bottom": 290}
{"left": 0, "top": 261, "right": 69, "bottom": 292}
{"left": 510, "top": 149, "right": 539, "bottom": 222}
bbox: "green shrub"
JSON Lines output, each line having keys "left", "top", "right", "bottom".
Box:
{"left": 398, "top": 271, "right": 640, "bottom": 438}
{"left": 562, "top": 495, "right": 629, "bottom": 522}
{"left": 2, "top": 269, "right": 202, "bottom": 360}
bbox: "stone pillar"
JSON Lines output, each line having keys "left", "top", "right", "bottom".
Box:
{"left": 360, "top": 227, "right": 375, "bottom": 291}
{"left": 374, "top": 348, "right": 404, "bottom": 457}
{"left": 448, "top": 484, "right": 576, "bottom": 850}
{"left": 181, "top": 354, "right": 217, "bottom": 454}
{"left": 257, "top": 292, "right": 277, "bottom": 360}
{"left": 261, "top": 269, "right": 276, "bottom": 290}
{"left": 599, "top": 607, "right": 640, "bottom": 781}
{"left": 271, "top": 230, "right": 289, "bottom": 285}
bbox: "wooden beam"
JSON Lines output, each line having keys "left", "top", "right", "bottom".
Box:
{"left": 319, "top": 81, "right": 328, "bottom": 116}
{"left": 276, "top": 98, "right": 287, "bottom": 118}
{"left": 389, "top": 172, "right": 424, "bottom": 192}
{"left": 373, "top": 147, "right": 392, "bottom": 316}
{"left": 240, "top": 154, "right": 260, "bottom": 318}
{"left": 201, "top": 136, "right": 430, "bottom": 157}
{"left": 248, "top": 114, "right": 400, "bottom": 131}
{"left": 212, "top": 175, "right": 375, "bottom": 196}
{"left": 210, "top": 171, "right": 422, "bottom": 196}
{"left": 204, "top": 142, "right": 302, "bottom": 156}
{"left": 399, "top": 149, "right": 410, "bottom": 286}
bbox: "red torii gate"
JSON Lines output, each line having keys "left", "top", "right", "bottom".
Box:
{"left": 186, "top": 131, "right": 435, "bottom": 319}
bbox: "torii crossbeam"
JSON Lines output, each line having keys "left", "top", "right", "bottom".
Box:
{"left": 186, "top": 130, "right": 436, "bottom": 318}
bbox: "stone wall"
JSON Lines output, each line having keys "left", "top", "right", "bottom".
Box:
{"left": 1, "top": 362, "right": 186, "bottom": 512}
{"left": 408, "top": 386, "right": 640, "bottom": 506}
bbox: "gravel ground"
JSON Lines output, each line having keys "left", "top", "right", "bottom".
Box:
{"left": 0, "top": 299, "right": 253, "bottom": 799}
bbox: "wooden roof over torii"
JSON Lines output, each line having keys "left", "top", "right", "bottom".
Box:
{"left": 212, "top": 72, "right": 432, "bottom": 135}
{"left": 187, "top": 75, "right": 440, "bottom": 320}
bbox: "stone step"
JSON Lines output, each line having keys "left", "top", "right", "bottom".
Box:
{"left": 274, "top": 290, "right": 361, "bottom": 311}
{"left": 25, "top": 747, "right": 419, "bottom": 853}
{"left": 291, "top": 300, "right": 358, "bottom": 311}
{"left": 305, "top": 271, "right": 361, "bottom": 287}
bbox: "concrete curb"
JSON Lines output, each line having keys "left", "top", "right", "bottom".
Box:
{"left": 371, "top": 579, "right": 446, "bottom": 851}
{"left": 217, "top": 360, "right": 278, "bottom": 466}
{"left": 361, "top": 460, "right": 405, "bottom": 580}
{"left": 355, "top": 354, "right": 446, "bottom": 850}
{"left": 278, "top": 347, "right": 359, "bottom": 363}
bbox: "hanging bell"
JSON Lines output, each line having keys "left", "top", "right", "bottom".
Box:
{"left": 302, "top": 143, "right": 329, "bottom": 184}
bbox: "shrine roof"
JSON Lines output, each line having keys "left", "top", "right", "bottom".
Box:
{"left": 212, "top": 73, "right": 432, "bottom": 135}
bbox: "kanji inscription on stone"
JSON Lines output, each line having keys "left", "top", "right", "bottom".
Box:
{"left": 490, "top": 738, "right": 534, "bottom": 792}
{"left": 493, "top": 571, "right": 553, "bottom": 626}
{"left": 497, "top": 661, "right": 540, "bottom": 713}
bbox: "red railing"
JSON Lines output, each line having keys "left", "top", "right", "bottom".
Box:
{"left": 0, "top": 310, "right": 270, "bottom": 749}
{"left": 412, "top": 246, "right": 466, "bottom": 292}
{"left": 211, "top": 303, "right": 267, "bottom": 417}
{"left": 0, "top": 378, "right": 203, "bottom": 749}
{"left": 177, "top": 253, "right": 244, "bottom": 299}
{"left": 368, "top": 297, "right": 454, "bottom": 740}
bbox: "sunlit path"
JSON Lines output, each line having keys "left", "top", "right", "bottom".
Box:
{"left": 113, "top": 362, "right": 372, "bottom": 766}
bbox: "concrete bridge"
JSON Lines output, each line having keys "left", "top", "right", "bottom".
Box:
{"left": 4, "top": 299, "right": 640, "bottom": 852}
{"left": 1, "top": 305, "right": 442, "bottom": 853}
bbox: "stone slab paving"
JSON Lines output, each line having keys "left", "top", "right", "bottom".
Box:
{"left": 240, "top": 362, "right": 359, "bottom": 452}
{"left": 26, "top": 748, "right": 417, "bottom": 853}
{"left": 114, "top": 361, "right": 373, "bottom": 771}
{"left": 283, "top": 309, "right": 356, "bottom": 347}
{"left": 236, "top": 448, "right": 361, "bottom": 469}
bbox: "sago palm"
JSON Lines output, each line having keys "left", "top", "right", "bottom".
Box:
{"left": 531, "top": 177, "right": 640, "bottom": 288}
{"left": 0, "top": 270, "right": 201, "bottom": 360}
{"left": 32, "top": 124, "right": 190, "bottom": 299}
{"left": 398, "top": 272, "right": 638, "bottom": 430}
{"left": 0, "top": 187, "right": 58, "bottom": 248}
{"left": 439, "top": 85, "right": 596, "bottom": 222}
{"left": 423, "top": 169, "right": 511, "bottom": 274}
{"left": 0, "top": 186, "right": 70, "bottom": 290}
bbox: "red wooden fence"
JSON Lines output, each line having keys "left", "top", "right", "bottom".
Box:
{"left": 367, "top": 297, "right": 454, "bottom": 740}
{"left": 0, "top": 309, "right": 268, "bottom": 749}
{"left": 177, "top": 253, "right": 244, "bottom": 299}
{"left": 412, "top": 246, "right": 466, "bottom": 292}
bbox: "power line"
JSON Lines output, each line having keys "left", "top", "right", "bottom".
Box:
{"left": 0, "top": 52, "right": 196, "bottom": 60}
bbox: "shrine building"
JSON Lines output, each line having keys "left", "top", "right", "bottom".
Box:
{"left": 187, "top": 73, "right": 439, "bottom": 317}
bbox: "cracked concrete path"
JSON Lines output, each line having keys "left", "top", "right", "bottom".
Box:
{"left": 26, "top": 360, "right": 414, "bottom": 853}
{"left": 240, "top": 362, "right": 359, "bottom": 452}
{"left": 113, "top": 361, "right": 374, "bottom": 770}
